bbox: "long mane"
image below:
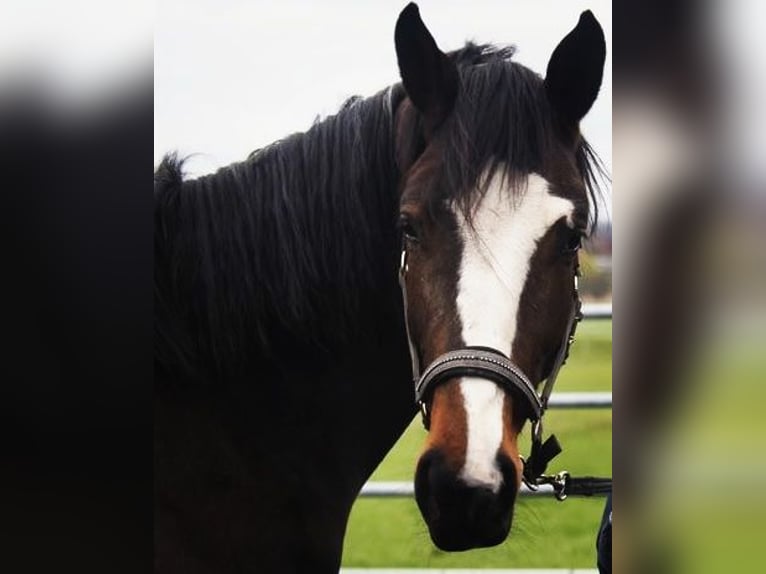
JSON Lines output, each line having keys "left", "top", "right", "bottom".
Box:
{"left": 155, "top": 86, "right": 407, "bottom": 379}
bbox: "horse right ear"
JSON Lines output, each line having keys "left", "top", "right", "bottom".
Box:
{"left": 544, "top": 11, "right": 606, "bottom": 129}
{"left": 395, "top": 3, "right": 458, "bottom": 135}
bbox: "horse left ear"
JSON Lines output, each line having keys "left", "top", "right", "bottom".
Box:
{"left": 545, "top": 10, "right": 606, "bottom": 127}
{"left": 395, "top": 3, "right": 458, "bottom": 135}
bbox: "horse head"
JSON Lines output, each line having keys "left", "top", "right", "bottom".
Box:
{"left": 392, "top": 3, "right": 605, "bottom": 550}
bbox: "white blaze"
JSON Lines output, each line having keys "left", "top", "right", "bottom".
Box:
{"left": 454, "top": 172, "right": 574, "bottom": 492}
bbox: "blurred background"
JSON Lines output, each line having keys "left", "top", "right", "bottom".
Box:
{"left": 613, "top": 1, "right": 766, "bottom": 572}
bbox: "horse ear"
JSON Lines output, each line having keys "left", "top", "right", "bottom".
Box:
{"left": 545, "top": 10, "right": 606, "bottom": 127}
{"left": 395, "top": 3, "right": 458, "bottom": 134}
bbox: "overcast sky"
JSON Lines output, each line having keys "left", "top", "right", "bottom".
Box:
{"left": 155, "top": 0, "right": 611, "bottom": 215}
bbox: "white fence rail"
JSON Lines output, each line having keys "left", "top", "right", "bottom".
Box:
{"left": 361, "top": 481, "right": 572, "bottom": 498}
{"left": 547, "top": 391, "right": 612, "bottom": 409}
{"left": 580, "top": 302, "right": 611, "bottom": 319}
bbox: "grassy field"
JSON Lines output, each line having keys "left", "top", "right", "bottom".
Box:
{"left": 342, "top": 319, "right": 612, "bottom": 568}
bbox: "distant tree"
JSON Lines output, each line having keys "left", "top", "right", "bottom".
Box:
{"left": 580, "top": 249, "right": 612, "bottom": 301}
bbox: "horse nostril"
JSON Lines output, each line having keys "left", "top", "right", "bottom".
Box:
{"left": 466, "top": 487, "right": 497, "bottom": 524}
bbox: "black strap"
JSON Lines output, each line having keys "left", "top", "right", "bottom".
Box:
{"left": 523, "top": 433, "right": 562, "bottom": 483}
{"left": 564, "top": 476, "right": 613, "bottom": 497}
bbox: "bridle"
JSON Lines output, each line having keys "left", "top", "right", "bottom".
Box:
{"left": 398, "top": 239, "right": 611, "bottom": 500}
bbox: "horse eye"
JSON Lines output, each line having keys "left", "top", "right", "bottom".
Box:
{"left": 563, "top": 230, "right": 583, "bottom": 254}
{"left": 399, "top": 215, "right": 420, "bottom": 242}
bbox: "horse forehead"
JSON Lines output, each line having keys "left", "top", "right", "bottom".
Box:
{"left": 452, "top": 173, "right": 576, "bottom": 245}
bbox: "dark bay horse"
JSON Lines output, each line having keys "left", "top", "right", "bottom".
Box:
{"left": 154, "top": 3, "right": 605, "bottom": 572}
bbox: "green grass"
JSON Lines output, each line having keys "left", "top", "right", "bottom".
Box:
{"left": 342, "top": 319, "right": 612, "bottom": 568}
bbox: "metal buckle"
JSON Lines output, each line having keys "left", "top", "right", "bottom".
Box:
{"left": 418, "top": 400, "right": 430, "bottom": 429}
{"left": 551, "top": 471, "right": 570, "bottom": 501}
{"left": 527, "top": 470, "right": 570, "bottom": 501}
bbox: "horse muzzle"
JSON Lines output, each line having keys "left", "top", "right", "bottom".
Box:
{"left": 414, "top": 448, "right": 518, "bottom": 550}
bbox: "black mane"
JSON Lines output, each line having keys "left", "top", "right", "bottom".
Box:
{"left": 155, "top": 86, "right": 407, "bottom": 379}
{"left": 154, "top": 42, "right": 605, "bottom": 381}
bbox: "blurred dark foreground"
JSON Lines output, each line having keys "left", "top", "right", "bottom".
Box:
{"left": 0, "top": 88, "right": 153, "bottom": 573}
{"left": 0, "top": 2, "right": 153, "bottom": 569}
{"left": 614, "top": 1, "right": 766, "bottom": 572}
{"left": 1, "top": 1, "right": 766, "bottom": 572}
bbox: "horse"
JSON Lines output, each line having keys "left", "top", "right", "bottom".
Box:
{"left": 154, "top": 3, "right": 606, "bottom": 572}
